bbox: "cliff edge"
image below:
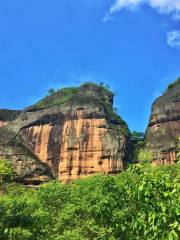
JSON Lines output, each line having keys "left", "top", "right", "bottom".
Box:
{"left": 145, "top": 78, "right": 180, "bottom": 164}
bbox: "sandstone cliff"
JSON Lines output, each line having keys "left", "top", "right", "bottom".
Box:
{"left": 145, "top": 78, "right": 180, "bottom": 164}
{"left": 0, "top": 83, "right": 130, "bottom": 183}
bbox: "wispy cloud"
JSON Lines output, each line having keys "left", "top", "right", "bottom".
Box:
{"left": 108, "top": 0, "right": 180, "bottom": 18}
{"left": 149, "top": 0, "right": 180, "bottom": 14}
{"left": 102, "top": 12, "right": 115, "bottom": 22}
{"left": 104, "top": 0, "right": 180, "bottom": 49}
{"left": 110, "top": 0, "right": 142, "bottom": 13}
{"left": 167, "top": 30, "right": 180, "bottom": 49}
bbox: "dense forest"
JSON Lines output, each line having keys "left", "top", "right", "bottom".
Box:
{"left": 0, "top": 152, "right": 180, "bottom": 240}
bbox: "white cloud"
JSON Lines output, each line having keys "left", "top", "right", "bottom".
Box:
{"left": 149, "top": 0, "right": 180, "bottom": 14}
{"left": 167, "top": 30, "right": 180, "bottom": 48}
{"left": 110, "top": 0, "right": 142, "bottom": 13}
{"left": 109, "top": 0, "right": 180, "bottom": 18}
{"left": 107, "top": 0, "right": 180, "bottom": 49}
{"left": 102, "top": 12, "right": 115, "bottom": 22}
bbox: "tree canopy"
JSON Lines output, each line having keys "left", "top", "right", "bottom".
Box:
{"left": 0, "top": 163, "right": 180, "bottom": 240}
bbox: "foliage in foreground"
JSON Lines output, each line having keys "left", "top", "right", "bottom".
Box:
{"left": 0, "top": 163, "right": 180, "bottom": 240}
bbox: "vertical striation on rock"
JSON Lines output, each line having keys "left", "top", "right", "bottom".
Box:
{"left": 145, "top": 78, "right": 180, "bottom": 164}
{"left": 59, "top": 111, "right": 126, "bottom": 181}
{"left": 0, "top": 83, "right": 130, "bottom": 183}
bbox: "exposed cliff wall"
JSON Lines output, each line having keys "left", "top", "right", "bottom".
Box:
{"left": 145, "top": 79, "right": 180, "bottom": 164}
{"left": 0, "top": 83, "right": 130, "bottom": 183}
{"left": 0, "top": 121, "right": 6, "bottom": 128}
{"left": 0, "top": 109, "right": 21, "bottom": 128}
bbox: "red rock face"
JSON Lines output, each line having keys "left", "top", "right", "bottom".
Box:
{"left": 0, "top": 121, "right": 7, "bottom": 128}
{"left": 20, "top": 110, "right": 127, "bottom": 182}
{"left": 151, "top": 150, "right": 177, "bottom": 166}
{"left": 145, "top": 81, "right": 180, "bottom": 164}
{"left": 0, "top": 84, "right": 130, "bottom": 183}
{"left": 21, "top": 125, "right": 53, "bottom": 165}
{"left": 59, "top": 112, "right": 125, "bottom": 181}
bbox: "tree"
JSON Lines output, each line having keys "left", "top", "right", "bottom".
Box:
{"left": 137, "top": 148, "right": 153, "bottom": 164}
{"left": 131, "top": 131, "right": 145, "bottom": 141}
{"left": 131, "top": 131, "right": 145, "bottom": 162}
{"left": 48, "top": 89, "right": 56, "bottom": 96}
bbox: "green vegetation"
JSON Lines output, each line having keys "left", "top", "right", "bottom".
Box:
{"left": 29, "top": 82, "right": 130, "bottom": 135}
{"left": 166, "top": 77, "right": 180, "bottom": 92}
{"left": 137, "top": 148, "right": 154, "bottom": 164}
{"left": 0, "top": 159, "right": 13, "bottom": 185}
{"left": 131, "top": 131, "right": 144, "bottom": 141}
{"left": 81, "top": 82, "right": 112, "bottom": 94}
{"left": 100, "top": 101, "right": 130, "bottom": 136}
{"left": 131, "top": 131, "right": 145, "bottom": 162}
{"left": 31, "top": 82, "right": 113, "bottom": 109}
{"left": 0, "top": 164, "right": 180, "bottom": 239}
{"left": 48, "top": 88, "right": 56, "bottom": 96}
{"left": 33, "top": 87, "right": 78, "bottom": 109}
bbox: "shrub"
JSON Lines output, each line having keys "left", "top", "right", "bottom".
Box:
{"left": 137, "top": 148, "right": 153, "bottom": 164}
{"left": 0, "top": 163, "right": 180, "bottom": 239}
{"left": 166, "top": 77, "right": 180, "bottom": 92}
{"left": 0, "top": 159, "right": 13, "bottom": 185}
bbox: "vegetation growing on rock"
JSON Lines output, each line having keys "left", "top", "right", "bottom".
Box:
{"left": 32, "top": 87, "right": 79, "bottom": 109}
{"left": 31, "top": 82, "right": 112, "bottom": 110}
{"left": 166, "top": 77, "right": 180, "bottom": 92}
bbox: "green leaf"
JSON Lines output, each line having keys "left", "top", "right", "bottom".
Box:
{"left": 169, "top": 230, "right": 179, "bottom": 240}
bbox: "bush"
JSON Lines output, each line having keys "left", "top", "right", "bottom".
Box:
{"left": 137, "top": 148, "right": 153, "bottom": 164}
{"left": 166, "top": 77, "right": 180, "bottom": 92}
{"left": 0, "top": 163, "right": 180, "bottom": 240}
{"left": 0, "top": 159, "right": 13, "bottom": 185}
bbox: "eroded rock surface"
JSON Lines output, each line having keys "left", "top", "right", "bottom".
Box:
{"left": 0, "top": 109, "right": 21, "bottom": 128}
{"left": 0, "top": 121, "right": 6, "bottom": 128}
{"left": 145, "top": 79, "right": 180, "bottom": 164}
{"left": 0, "top": 84, "right": 130, "bottom": 183}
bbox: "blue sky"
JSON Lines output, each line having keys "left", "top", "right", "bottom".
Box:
{"left": 0, "top": 0, "right": 180, "bottom": 132}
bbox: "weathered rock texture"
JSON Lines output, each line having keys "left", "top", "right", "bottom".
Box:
{"left": 0, "top": 121, "right": 6, "bottom": 128}
{"left": 0, "top": 84, "right": 130, "bottom": 183}
{"left": 145, "top": 79, "right": 180, "bottom": 164}
{"left": 0, "top": 109, "right": 21, "bottom": 128}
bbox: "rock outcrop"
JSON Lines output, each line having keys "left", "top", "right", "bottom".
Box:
{"left": 0, "top": 83, "right": 130, "bottom": 183}
{"left": 0, "top": 109, "right": 21, "bottom": 128}
{"left": 145, "top": 78, "right": 180, "bottom": 164}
